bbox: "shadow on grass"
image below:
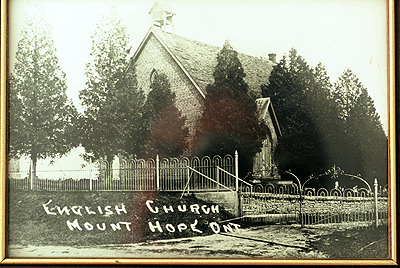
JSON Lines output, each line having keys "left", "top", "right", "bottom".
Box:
{"left": 309, "top": 225, "right": 389, "bottom": 258}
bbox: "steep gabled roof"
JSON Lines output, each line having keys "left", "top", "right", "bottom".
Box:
{"left": 256, "top": 97, "right": 282, "bottom": 138}
{"left": 131, "top": 27, "right": 274, "bottom": 98}
{"left": 148, "top": 2, "right": 175, "bottom": 15}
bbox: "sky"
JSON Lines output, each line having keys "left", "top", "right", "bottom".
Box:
{"left": 9, "top": 0, "right": 389, "bottom": 134}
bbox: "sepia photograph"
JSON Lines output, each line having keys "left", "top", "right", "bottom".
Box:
{"left": 1, "top": 0, "right": 396, "bottom": 265}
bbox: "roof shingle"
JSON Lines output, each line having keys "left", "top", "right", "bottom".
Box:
{"left": 151, "top": 27, "right": 274, "bottom": 98}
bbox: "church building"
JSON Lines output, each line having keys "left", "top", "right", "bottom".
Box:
{"left": 130, "top": 2, "right": 281, "bottom": 180}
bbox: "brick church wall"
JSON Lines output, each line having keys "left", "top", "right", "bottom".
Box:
{"left": 134, "top": 33, "right": 204, "bottom": 141}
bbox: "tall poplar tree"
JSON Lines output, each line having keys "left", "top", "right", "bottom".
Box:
{"left": 79, "top": 8, "right": 144, "bottom": 161}
{"left": 9, "top": 9, "right": 78, "bottom": 180}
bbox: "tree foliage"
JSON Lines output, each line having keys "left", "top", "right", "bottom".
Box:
{"left": 213, "top": 40, "right": 249, "bottom": 95}
{"left": 194, "top": 41, "right": 268, "bottom": 176}
{"left": 333, "top": 69, "right": 387, "bottom": 182}
{"left": 139, "top": 73, "right": 189, "bottom": 159}
{"left": 263, "top": 49, "right": 387, "bottom": 185}
{"left": 78, "top": 9, "right": 144, "bottom": 161}
{"left": 262, "top": 50, "right": 330, "bottom": 178}
{"left": 9, "top": 9, "right": 78, "bottom": 177}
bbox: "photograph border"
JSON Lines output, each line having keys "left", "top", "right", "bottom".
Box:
{"left": 0, "top": 0, "right": 397, "bottom": 265}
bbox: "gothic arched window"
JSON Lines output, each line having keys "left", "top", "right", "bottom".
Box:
{"left": 150, "top": 69, "right": 158, "bottom": 84}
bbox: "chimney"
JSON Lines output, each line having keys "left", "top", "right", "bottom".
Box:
{"left": 268, "top": 53, "right": 277, "bottom": 63}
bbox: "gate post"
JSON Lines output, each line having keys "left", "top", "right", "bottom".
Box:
{"left": 235, "top": 151, "right": 239, "bottom": 192}
{"left": 156, "top": 155, "right": 160, "bottom": 191}
{"left": 238, "top": 190, "right": 242, "bottom": 217}
{"left": 284, "top": 171, "right": 303, "bottom": 226}
{"left": 374, "top": 178, "right": 379, "bottom": 228}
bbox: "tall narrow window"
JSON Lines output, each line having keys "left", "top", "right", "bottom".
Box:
{"left": 150, "top": 69, "right": 158, "bottom": 84}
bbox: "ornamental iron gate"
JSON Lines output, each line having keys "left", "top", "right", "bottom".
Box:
{"left": 240, "top": 166, "right": 388, "bottom": 227}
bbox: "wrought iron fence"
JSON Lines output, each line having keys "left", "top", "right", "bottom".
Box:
{"left": 241, "top": 183, "right": 300, "bottom": 224}
{"left": 9, "top": 160, "right": 388, "bottom": 228}
{"left": 240, "top": 166, "right": 388, "bottom": 228}
{"left": 8, "top": 154, "right": 236, "bottom": 192}
{"left": 299, "top": 188, "right": 387, "bottom": 226}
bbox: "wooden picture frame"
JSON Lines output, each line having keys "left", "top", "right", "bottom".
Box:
{"left": 0, "top": 0, "right": 397, "bottom": 265}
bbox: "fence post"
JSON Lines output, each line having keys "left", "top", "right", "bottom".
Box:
{"left": 216, "top": 166, "right": 220, "bottom": 192}
{"left": 156, "top": 155, "right": 160, "bottom": 191}
{"left": 235, "top": 151, "right": 239, "bottom": 192}
{"left": 187, "top": 167, "right": 190, "bottom": 193}
{"left": 29, "top": 160, "right": 33, "bottom": 190}
{"left": 374, "top": 178, "right": 379, "bottom": 228}
{"left": 89, "top": 158, "right": 92, "bottom": 191}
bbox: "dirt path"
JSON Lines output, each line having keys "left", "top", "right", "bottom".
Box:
{"left": 8, "top": 225, "right": 330, "bottom": 258}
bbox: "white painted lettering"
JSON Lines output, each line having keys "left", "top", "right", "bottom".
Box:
{"left": 190, "top": 219, "right": 203, "bottom": 233}
{"left": 209, "top": 222, "right": 220, "bottom": 234}
{"left": 222, "top": 224, "right": 233, "bottom": 233}
{"left": 96, "top": 223, "right": 106, "bottom": 231}
{"left": 229, "top": 222, "right": 241, "bottom": 232}
{"left": 85, "top": 206, "right": 96, "bottom": 215}
{"left": 97, "top": 206, "right": 103, "bottom": 214}
{"left": 148, "top": 221, "right": 163, "bottom": 232}
{"left": 119, "top": 222, "right": 132, "bottom": 231}
{"left": 163, "top": 205, "right": 174, "bottom": 213}
{"left": 71, "top": 206, "right": 83, "bottom": 216}
{"left": 115, "top": 204, "right": 127, "bottom": 215}
{"left": 110, "top": 223, "right": 121, "bottom": 231}
{"left": 84, "top": 222, "right": 94, "bottom": 230}
{"left": 146, "top": 200, "right": 159, "bottom": 213}
{"left": 201, "top": 205, "right": 210, "bottom": 214}
{"left": 104, "top": 206, "right": 113, "bottom": 215}
{"left": 42, "top": 200, "right": 56, "bottom": 215}
{"left": 211, "top": 205, "right": 219, "bottom": 213}
{"left": 67, "top": 219, "right": 82, "bottom": 231}
{"left": 165, "top": 224, "right": 176, "bottom": 232}
{"left": 177, "top": 204, "right": 187, "bottom": 212}
{"left": 211, "top": 205, "right": 219, "bottom": 214}
{"left": 57, "top": 206, "right": 70, "bottom": 215}
{"left": 190, "top": 204, "right": 200, "bottom": 214}
{"left": 177, "top": 223, "right": 187, "bottom": 232}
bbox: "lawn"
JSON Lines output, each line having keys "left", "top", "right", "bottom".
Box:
{"left": 7, "top": 190, "right": 390, "bottom": 260}
{"left": 8, "top": 190, "right": 233, "bottom": 246}
{"left": 309, "top": 224, "right": 389, "bottom": 258}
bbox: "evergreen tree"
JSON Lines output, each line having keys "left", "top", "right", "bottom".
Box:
{"left": 262, "top": 49, "right": 328, "bottom": 178}
{"left": 9, "top": 9, "right": 78, "bottom": 180}
{"left": 194, "top": 41, "right": 267, "bottom": 176}
{"left": 140, "top": 73, "right": 189, "bottom": 159}
{"left": 213, "top": 40, "right": 248, "bottom": 95}
{"left": 333, "top": 69, "right": 387, "bottom": 184}
{"left": 264, "top": 50, "right": 387, "bottom": 185}
{"left": 78, "top": 8, "right": 144, "bottom": 162}
{"left": 312, "top": 62, "right": 347, "bottom": 172}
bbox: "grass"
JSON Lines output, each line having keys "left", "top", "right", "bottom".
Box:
{"left": 8, "top": 190, "right": 390, "bottom": 260}
{"left": 309, "top": 225, "right": 389, "bottom": 258}
{"left": 8, "top": 190, "right": 233, "bottom": 246}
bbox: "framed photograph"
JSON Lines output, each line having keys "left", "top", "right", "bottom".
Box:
{"left": 1, "top": 0, "right": 397, "bottom": 265}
